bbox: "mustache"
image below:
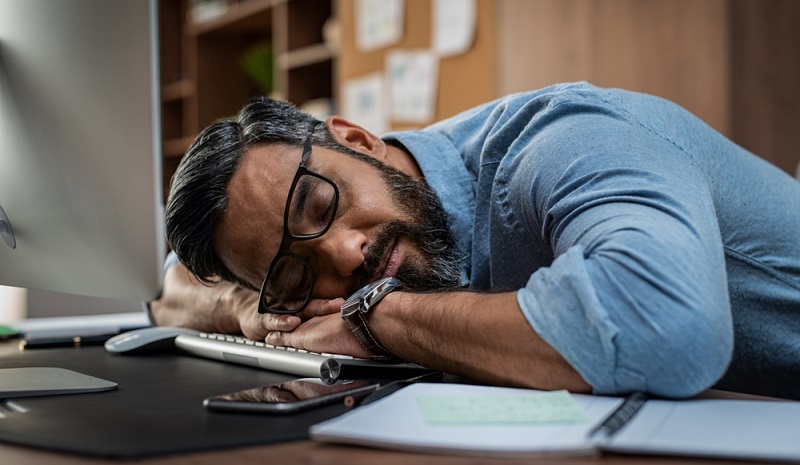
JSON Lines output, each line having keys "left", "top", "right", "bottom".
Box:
{"left": 347, "top": 220, "right": 460, "bottom": 296}
{"left": 348, "top": 221, "right": 405, "bottom": 294}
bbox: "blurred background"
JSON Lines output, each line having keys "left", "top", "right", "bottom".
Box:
{"left": 2, "top": 0, "right": 798, "bottom": 321}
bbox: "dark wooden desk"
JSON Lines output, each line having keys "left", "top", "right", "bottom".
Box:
{"left": 0, "top": 339, "right": 774, "bottom": 464}
{"left": 0, "top": 439, "right": 750, "bottom": 465}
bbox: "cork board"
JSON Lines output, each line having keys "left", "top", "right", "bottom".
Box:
{"left": 336, "top": 0, "right": 496, "bottom": 130}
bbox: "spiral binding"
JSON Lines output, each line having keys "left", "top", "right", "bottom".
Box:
{"left": 590, "top": 391, "right": 649, "bottom": 439}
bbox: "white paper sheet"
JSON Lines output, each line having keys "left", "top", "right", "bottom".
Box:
{"left": 606, "top": 399, "right": 800, "bottom": 462}
{"left": 432, "top": 0, "right": 476, "bottom": 57}
{"left": 386, "top": 50, "right": 439, "bottom": 124}
{"left": 356, "top": 0, "right": 404, "bottom": 52}
{"left": 342, "top": 73, "right": 389, "bottom": 136}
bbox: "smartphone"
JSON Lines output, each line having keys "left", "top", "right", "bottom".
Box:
{"left": 203, "top": 378, "right": 383, "bottom": 414}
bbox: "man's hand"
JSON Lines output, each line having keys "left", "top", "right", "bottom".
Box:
{"left": 149, "top": 264, "right": 246, "bottom": 335}
{"left": 264, "top": 298, "right": 372, "bottom": 358}
{"left": 147, "top": 263, "right": 298, "bottom": 339}
{"left": 149, "top": 263, "right": 348, "bottom": 342}
{"left": 217, "top": 287, "right": 345, "bottom": 341}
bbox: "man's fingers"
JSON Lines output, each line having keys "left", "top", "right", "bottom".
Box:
{"left": 299, "top": 298, "right": 346, "bottom": 320}
{"left": 241, "top": 313, "right": 300, "bottom": 341}
{"left": 266, "top": 330, "right": 292, "bottom": 347}
{"left": 261, "top": 313, "right": 301, "bottom": 332}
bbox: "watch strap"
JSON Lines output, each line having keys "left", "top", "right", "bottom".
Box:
{"left": 341, "top": 278, "right": 402, "bottom": 361}
{"left": 343, "top": 309, "right": 394, "bottom": 361}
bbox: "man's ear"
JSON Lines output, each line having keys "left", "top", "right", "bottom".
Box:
{"left": 325, "top": 116, "right": 388, "bottom": 162}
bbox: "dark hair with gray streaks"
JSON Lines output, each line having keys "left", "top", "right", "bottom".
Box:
{"left": 166, "top": 96, "right": 462, "bottom": 293}
{"left": 165, "top": 97, "right": 346, "bottom": 288}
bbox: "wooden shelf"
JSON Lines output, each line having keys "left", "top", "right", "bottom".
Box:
{"left": 163, "top": 136, "right": 196, "bottom": 160}
{"left": 187, "top": 0, "right": 273, "bottom": 36}
{"left": 161, "top": 79, "right": 195, "bottom": 103}
{"left": 158, "top": 0, "right": 335, "bottom": 198}
{"left": 277, "top": 43, "right": 334, "bottom": 70}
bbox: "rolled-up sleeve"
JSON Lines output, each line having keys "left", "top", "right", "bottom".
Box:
{"left": 514, "top": 111, "right": 733, "bottom": 398}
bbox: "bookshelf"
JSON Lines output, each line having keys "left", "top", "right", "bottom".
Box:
{"left": 158, "top": 0, "right": 336, "bottom": 198}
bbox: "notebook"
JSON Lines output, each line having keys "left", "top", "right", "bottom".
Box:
{"left": 174, "top": 333, "right": 433, "bottom": 382}
{"left": 310, "top": 382, "right": 800, "bottom": 461}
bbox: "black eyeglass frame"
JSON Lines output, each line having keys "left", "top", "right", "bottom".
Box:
{"left": 256, "top": 123, "right": 339, "bottom": 314}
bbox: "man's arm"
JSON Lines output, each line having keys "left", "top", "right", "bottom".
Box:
{"left": 149, "top": 263, "right": 245, "bottom": 334}
{"left": 375, "top": 291, "right": 591, "bottom": 391}
{"left": 264, "top": 290, "right": 591, "bottom": 392}
{"left": 148, "top": 263, "right": 270, "bottom": 340}
{"left": 150, "top": 262, "right": 343, "bottom": 341}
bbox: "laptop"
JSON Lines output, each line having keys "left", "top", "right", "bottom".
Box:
{"left": 174, "top": 332, "right": 434, "bottom": 382}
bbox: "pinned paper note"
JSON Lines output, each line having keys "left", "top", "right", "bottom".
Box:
{"left": 417, "top": 390, "right": 589, "bottom": 425}
{"left": 386, "top": 50, "right": 438, "bottom": 123}
{"left": 342, "top": 73, "right": 389, "bottom": 135}
{"left": 356, "top": 0, "right": 404, "bottom": 52}
{"left": 432, "top": 0, "right": 476, "bottom": 57}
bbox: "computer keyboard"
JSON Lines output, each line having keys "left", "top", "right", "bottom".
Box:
{"left": 174, "top": 332, "right": 433, "bottom": 381}
{"left": 201, "top": 332, "right": 360, "bottom": 359}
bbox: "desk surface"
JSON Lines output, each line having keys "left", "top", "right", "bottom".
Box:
{"left": 0, "top": 339, "right": 775, "bottom": 464}
{"left": 0, "top": 438, "right": 751, "bottom": 465}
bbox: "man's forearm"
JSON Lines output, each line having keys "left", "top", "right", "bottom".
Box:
{"left": 149, "top": 264, "right": 245, "bottom": 335}
{"left": 372, "top": 291, "right": 591, "bottom": 392}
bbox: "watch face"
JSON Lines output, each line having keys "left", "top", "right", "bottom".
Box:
{"left": 346, "top": 281, "right": 380, "bottom": 302}
{"left": 345, "top": 277, "right": 400, "bottom": 303}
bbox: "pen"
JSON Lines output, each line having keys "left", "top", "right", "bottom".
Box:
{"left": 344, "top": 371, "right": 444, "bottom": 408}
{"left": 19, "top": 333, "right": 118, "bottom": 350}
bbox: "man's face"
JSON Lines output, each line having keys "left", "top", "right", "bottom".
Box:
{"left": 212, "top": 141, "right": 461, "bottom": 301}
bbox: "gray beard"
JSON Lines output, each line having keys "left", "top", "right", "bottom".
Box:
{"left": 346, "top": 160, "right": 463, "bottom": 295}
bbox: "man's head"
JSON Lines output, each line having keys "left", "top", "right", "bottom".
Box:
{"left": 165, "top": 97, "right": 461, "bottom": 308}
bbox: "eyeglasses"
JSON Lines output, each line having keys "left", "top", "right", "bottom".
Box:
{"left": 257, "top": 123, "right": 339, "bottom": 314}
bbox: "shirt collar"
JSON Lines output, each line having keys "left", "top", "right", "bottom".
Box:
{"left": 383, "top": 130, "right": 475, "bottom": 285}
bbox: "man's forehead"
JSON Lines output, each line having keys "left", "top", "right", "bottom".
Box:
{"left": 234, "top": 143, "right": 299, "bottom": 185}
{"left": 226, "top": 144, "right": 299, "bottom": 213}
{"left": 212, "top": 144, "right": 299, "bottom": 287}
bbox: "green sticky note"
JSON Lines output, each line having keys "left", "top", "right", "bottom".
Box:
{"left": 0, "top": 325, "right": 20, "bottom": 339}
{"left": 417, "top": 390, "right": 589, "bottom": 425}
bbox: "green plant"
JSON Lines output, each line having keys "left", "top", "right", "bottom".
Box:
{"left": 240, "top": 42, "right": 274, "bottom": 94}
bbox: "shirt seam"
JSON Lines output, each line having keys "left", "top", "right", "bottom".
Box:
{"left": 553, "top": 91, "right": 702, "bottom": 169}
{"left": 724, "top": 246, "right": 800, "bottom": 291}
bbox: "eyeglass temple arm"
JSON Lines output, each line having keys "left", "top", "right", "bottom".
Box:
{"left": 300, "top": 122, "right": 321, "bottom": 166}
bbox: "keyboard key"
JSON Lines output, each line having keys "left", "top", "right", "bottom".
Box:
{"left": 197, "top": 332, "right": 363, "bottom": 361}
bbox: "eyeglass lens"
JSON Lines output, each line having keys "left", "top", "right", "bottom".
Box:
{"left": 287, "top": 174, "right": 337, "bottom": 237}
{"left": 265, "top": 255, "right": 314, "bottom": 311}
{"left": 263, "top": 173, "right": 338, "bottom": 312}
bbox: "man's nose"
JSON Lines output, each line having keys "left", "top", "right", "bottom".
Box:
{"left": 313, "top": 226, "right": 367, "bottom": 279}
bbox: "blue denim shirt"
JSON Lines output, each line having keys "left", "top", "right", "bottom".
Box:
{"left": 385, "top": 82, "right": 800, "bottom": 399}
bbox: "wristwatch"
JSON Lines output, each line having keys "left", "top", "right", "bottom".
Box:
{"left": 341, "top": 277, "right": 402, "bottom": 361}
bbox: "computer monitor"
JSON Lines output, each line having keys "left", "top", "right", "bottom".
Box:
{"left": 0, "top": 0, "right": 165, "bottom": 311}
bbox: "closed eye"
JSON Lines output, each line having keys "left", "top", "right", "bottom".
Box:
{"left": 290, "top": 176, "right": 313, "bottom": 224}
